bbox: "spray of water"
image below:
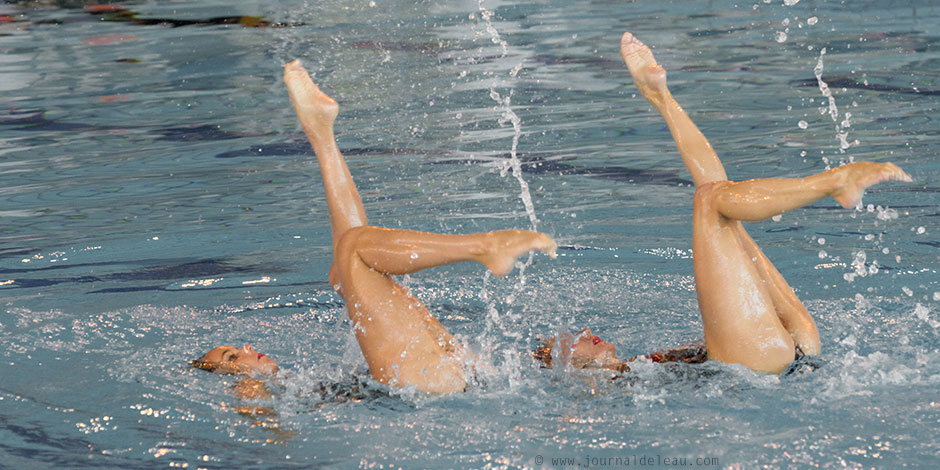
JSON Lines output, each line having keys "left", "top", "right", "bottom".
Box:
{"left": 813, "top": 48, "right": 855, "bottom": 158}
{"left": 472, "top": 1, "right": 542, "bottom": 386}
{"left": 476, "top": 0, "right": 538, "bottom": 230}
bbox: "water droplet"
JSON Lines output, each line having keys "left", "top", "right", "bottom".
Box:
{"left": 818, "top": 250, "right": 827, "bottom": 259}
{"left": 410, "top": 252, "right": 419, "bottom": 259}
{"left": 916, "top": 226, "right": 926, "bottom": 234}
{"left": 818, "top": 238, "right": 826, "bottom": 245}
{"left": 784, "top": 0, "right": 800, "bottom": 6}
{"left": 775, "top": 31, "right": 788, "bottom": 43}
{"left": 914, "top": 303, "right": 929, "bottom": 320}
{"left": 798, "top": 120, "right": 808, "bottom": 129}
{"left": 902, "top": 286, "right": 914, "bottom": 297}
{"left": 807, "top": 16, "right": 818, "bottom": 25}
{"left": 772, "top": 214, "right": 783, "bottom": 222}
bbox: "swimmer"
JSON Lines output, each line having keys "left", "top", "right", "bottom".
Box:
{"left": 277, "top": 59, "right": 556, "bottom": 394}
{"left": 193, "top": 344, "right": 278, "bottom": 380}
{"left": 191, "top": 345, "right": 293, "bottom": 441}
{"left": 192, "top": 66, "right": 554, "bottom": 395}
{"left": 536, "top": 33, "right": 911, "bottom": 375}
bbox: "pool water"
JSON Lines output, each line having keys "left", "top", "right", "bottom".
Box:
{"left": 2, "top": 0, "right": 939, "bottom": 468}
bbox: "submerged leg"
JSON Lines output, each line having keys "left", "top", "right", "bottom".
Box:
{"left": 334, "top": 226, "right": 556, "bottom": 393}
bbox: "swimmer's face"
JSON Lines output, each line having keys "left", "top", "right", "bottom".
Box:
{"left": 195, "top": 344, "right": 279, "bottom": 376}
{"left": 569, "top": 328, "right": 619, "bottom": 369}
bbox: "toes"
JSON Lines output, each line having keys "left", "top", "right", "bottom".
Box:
{"left": 285, "top": 59, "right": 304, "bottom": 73}
{"left": 880, "top": 163, "right": 912, "bottom": 183}
{"left": 621, "top": 32, "right": 635, "bottom": 48}
{"left": 620, "top": 32, "right": 643, "bottom": 57}
{"left": 539, "top": 235, "right": 558, "bottom": 259}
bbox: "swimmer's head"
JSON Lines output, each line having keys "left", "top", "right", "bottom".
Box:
{"left": 192, "top": 344, "right": 279, "bottom": 376}
{"left": 533, "top": 328, "right": 626, "bottom": 372}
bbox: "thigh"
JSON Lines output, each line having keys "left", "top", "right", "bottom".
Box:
{"left": 692, "top": 183, "right": 795, "bottom": 373}
{"left": 333, "top": 229, "right": 466, "bottom": 393}
{"left": 732, "top": 225, "right": 821, "bottom": 355}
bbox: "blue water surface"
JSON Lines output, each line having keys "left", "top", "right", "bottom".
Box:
{"left": 1, "top": 0, "right": 939, "bottom": 468}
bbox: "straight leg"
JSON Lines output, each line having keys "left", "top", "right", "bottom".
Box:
{"left": 620, "top": 33, "right": 727, "bottom": 185}
{"left": 284, "top": 60, "right": 367, "bottom": 252}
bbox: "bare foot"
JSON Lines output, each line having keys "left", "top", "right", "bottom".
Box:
{"left": 831, "top": 162, "right": 912, "bottom": 209}
{"left": 620, "top": 32, "right": 669, "bottom": 107}
{"left": 283, "top": 59, "right": 339, "bottom": 141}
{"left": 482, "top": 231, "right": 557, "bottom": 277}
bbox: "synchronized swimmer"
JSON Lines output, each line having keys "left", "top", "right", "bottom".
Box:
{"left": 194, "top": 33, "right": 911, "bottom": 394}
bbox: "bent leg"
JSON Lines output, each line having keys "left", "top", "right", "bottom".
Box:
{"left": 334, "top": 226, "right": 556, "bottom": 393}
{"left": 712, "top": 162, "right": 912, "bottom": 221}
{"left": 703, "top": 162, "right": 910, "bottom": 360}
{"left": 693, "top": 183, "right": 797, "bottom": 373}
{"left": 349, "top": 227, "right": 557, "bottom": 277}
{"left": 622, "top": 32, "right": 912, "bottom": 370}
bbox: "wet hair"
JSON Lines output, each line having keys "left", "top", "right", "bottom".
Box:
{"left": 532, "top": 338, "right": 556, "bottom": 368}
{"left": 532, "top": 336, "right": 630, "bottom": 373}
{"left": 191, "top": 358, "right": 222, "bottom": 373}
{"left": 191, "top": 350, "right": 237, "bottom": 374}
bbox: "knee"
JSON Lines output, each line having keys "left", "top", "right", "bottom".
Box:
{"left": 693, "top": 180, "right": 728, "bottom": 204}
{"left": 332, "top": 226, "right": 370, "bottom": 276}
{"left": 334, "top": 226, "right": 368, "bottom": 258}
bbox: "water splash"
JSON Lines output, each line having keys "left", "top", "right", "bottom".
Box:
{"left": 813, "top": 48, "right": 855, "bottom": 156}
{"left": 476, "top": 0, "right": 538, "bottom": 230}
{"left": 472, "top": 1, "right": 541, "bottom": 384}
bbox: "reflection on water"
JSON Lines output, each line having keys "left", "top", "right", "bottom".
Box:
{"left": 1, "top": 0, "right": 939, "bottom": 468}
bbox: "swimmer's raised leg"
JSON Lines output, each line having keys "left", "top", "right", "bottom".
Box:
{"left": 620, "top": 32, "right": 726, "bottom": 185}
{"left": 334, "top": 226, "right": 555, "bottom": 393}
{"left": 284, "top": 60, "right": 367, "bottom": 252}
{"left": 620, "top": 32, "right": 911, "bottom": 371}
{"left": 696, "top": 163, "right": 910, "bottom": 365}
{"left": 284, "top": 61, "right": 557, "bottom": 393}
{"left": 622, "top": 32, "right": 794, "bottom": 370}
